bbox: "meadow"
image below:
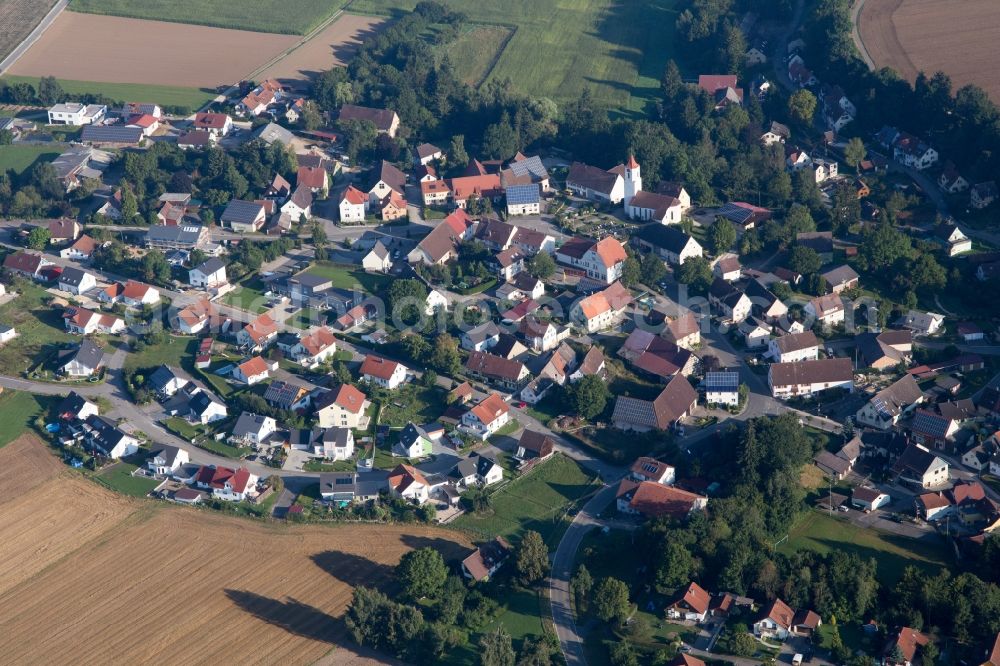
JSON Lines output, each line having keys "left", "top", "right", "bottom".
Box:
{"left": 0, "top": 0, "right": 57, "bottom": 61}
{"left": 350, "top": 0, "right": 681, "bottom": 114}
{"left": 68, "top": 0, "right": 348, "bottom": 35}
{"left": 2, "top": 75, "right": 216, "bottom": 113}
{"left": 0, "top": 143, "right": 62, "bottom": 176}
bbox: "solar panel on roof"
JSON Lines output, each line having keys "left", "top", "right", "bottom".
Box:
{"left": 705, "top": 372, "right": 740, "bottom": 390}
{"left": 506, "top": 184, "right": 540, "bottom": 205}
{"left": 716, "top": 203, "right": 753, "bottom": 224}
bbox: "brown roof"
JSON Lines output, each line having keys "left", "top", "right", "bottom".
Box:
{"left": 372, "top": 160, "right": 406, "bottom": 194}
{"left": 617, "top": 479, "right": 705, "bottom": 518}
{"left": 468, "top": 392, "right": 509, "bottom": 427}
{"left": 193, "top": 112, "right": 229, "bottom": 130}
{"left": 761, "top": 598, "right": 795, "bottom": 630}
{"left": 338, "top": 104, "right": 397, "bottom": 132}
{"left": 672, "top": 581, "right": 711, "bottom": 614}
{"left": 773, "top": 330, "right": 819, "bottom": 354}
{"left": 297, "top": 166, "right": 327, "bottom": 190}
{"left": 769, "top": 358, "right": 853, "bottom": 387}
{"left": 48, "top": 218, "right": 78, "bottom": 239}
{"left": 68, "top": 235, "right": 98, "bottom": 255}
{"left": 518, "top": 430, "right": 555, "bottom": 457}
{"left": 449, "top": 174, "right": 502, "bottom": 201}
{"left": 3, "top": 251, "right": 45, "bottom": 274}
{"left": 664, "top": 312, "right": 699, "bottom": 341}
{"left": 461, "top": 536, "right": 511, "bottom": 581}
{"left": 242, "top": 314, "right": 278, "bottom": 344}
{"left": 387, "top": 463, "right": 428, "bottom": 494}
{"left": 985, "top": 632, "right": 1000, "bottom": 666}
{"left": 360, "top": 355, "right": 402, "bottom": 380}
{"left": 567, "top": 162, "right": 621, "bottom": 195}
{"left": 449, "top": 381, "right": 474, "bottom": 401}
{"left": 577, "top": 347, "right": 606, "bottom": 377}
{"left": 465, "top": 350, "right": 527, "bottom": 381}
{"left": 808, "top": 293, "right": 844, "bottom": 317}
{"left": 670, "top": 654, "right": 706, "bottom": 666}
{"left": 652, "top": 375, "right": 698, "bottom": 428}
{"left": 888, "top": 627, "right": 930, "bottom": 663}
{"left": 793, "top": 609, "right": 821, "bottom": 630}
{"left": 297, "top": 327, "right": 336, "bottom": 356}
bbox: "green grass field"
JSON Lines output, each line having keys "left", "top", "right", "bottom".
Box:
{"left": 0, "top": 390, "right": 47, "bottom": 447}
{"left": 1, "top": 75, "right": 216, "bottom": 113}
{"left": 94, "top": 462, "right": 160, "bottom": 497}
{"left": 351, "top": 0, "right": 681, "bottom": 113}
{"left": 125, "top": 336, "right": 195, "bottom": 371}
{"left": 778, "top": 511, "right": 950, "bottom": 583}
{"left": 437, "top": 24, "right": 513, "bottom": 87}
{"left": 377, "top": 384, "right": 447, "bottom": 427}
{"left": 69, "top": 0, "right": 347, "bottom": 35}
{"left": 0, "top": 144, "right": 62, "bottom": 175}
{"left": 0, "top": 284, "right": 76, "bottom": 375}
{"left": 305, "top": 262, "right": 392, "bottom": 295}
{"left": 452, "top": 453, "right": 599, "bottom": 549}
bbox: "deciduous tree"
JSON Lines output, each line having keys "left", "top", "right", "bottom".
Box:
{"left": 396, "top": 547, "right": 448, "bottom": 600}
{"left": 516, "top": 530, "right": 549, "bottom": 584}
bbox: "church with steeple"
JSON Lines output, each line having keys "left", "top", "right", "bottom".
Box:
{"left": 623, "top": 154, "right": 687, "bottom": 225}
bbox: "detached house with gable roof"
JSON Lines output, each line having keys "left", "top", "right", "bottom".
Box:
{"left": 360, "top": 355, "right": 408, "bottom": 389}
{"left": 461, "top": 393, "right": 510, "bottom": 440}
{"left": 315, "top": 384, "right": 370, "bottom": 429}
{"left": 555, "top": 236, "right": 628, "bottom": 284}
{"left": 388, "top": 463, "right": 429, "bottom": 502}
{"left": 666, "top": 582, "right": 711, "bottom": 622}
{"left": 612, "top": 374, "right": 697, "bottom": 432}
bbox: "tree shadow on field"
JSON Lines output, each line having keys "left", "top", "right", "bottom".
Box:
{"left": 311, "top": 550, "right": 397, "bottom": 589}
{"left": 399, "top": 534, "right": 470, "bottom": 561}
{"left": 225, "top": 589, "right": 341, "bottom": 643}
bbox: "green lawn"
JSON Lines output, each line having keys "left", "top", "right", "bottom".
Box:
{"left": 378, "top": 384, "right": 448, "bottom": 428}
{"left": 305, "top": 262, "right": 392, "bottom": 296}
{"left": 94, "top": 462, "right": 160, "bottom": 497}
{"left": 1, "top": 75, "right": 215, "bottom": 113}
{"left": 452, "top": 453, "right": 600, "bottom": 549}
{"left": 351, "top": 0, "right": 681, "bottom": 113}
{"left": 437, "top": 24, "right": 513, "bottom": 87}
{"left": 289, "top": 307, "right": 328, "bottom": 330}
{"left": 125, "top": 337, "right": 195, "bottom": 371}
{"left": 0, "top": 390, "right": 48, "bottom": 446}
{"left": 163, "top": 416, "right": 207, "bottom": 440}
{"left": 0, "top": 283, "right": 77, "bottom": 375}
{"left": 68, "top": 0, "right": 347, "bottom": 35}
{"left": 778, "top": 511, "right": 950, "bottom": 583}
{"left": 442, "top": 586, "right": 548, "bottom": 666}
{"left": 0, "top": 144, "right": 63, "bottom": 175}
{"left": 195, "top": 437, "right": 246, "bottom": 459}
{"left": 221, "top": 277, "right": 269, "bottom": 314}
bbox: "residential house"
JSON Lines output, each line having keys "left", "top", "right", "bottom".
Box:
{"left": 518, "top": 318, "right": 564, "bottom": 353}
{"left": 263, "top": 380, "right": 311, "bottom": 412}
{"left": 884, "top": 627, "right": 931, "bottom": 666}
{"left": 233, "top": 357, "right": 272, "bottom": 385}
{"left": 697, "top": 74, "right": 743, "bottom": 109}
{"left": 744, "top": 279, "right": 788, "bottom": 322}
{"left": 461, "top": 393, "right": 510, "bottom": 440}
{"left": 231, "top": 412, "right": 277, "bottom": 447}
{"left": 761, "top": 121, "right": 790, "bottom": 146}
{"left": 145, "top": 224, "right": 207, "bottom": 250}
{"left": 938, "top": 163, "right": 969, "bottom": 193}
{"left": 753, "top": 598, "right": 795, "bottom": 639}
{"left": 892, "top": 445, "right": 949, "bottom": 489}
{"left": 461, "top": 537, "right": 512, "bottom": 582}
{"left": 506, "top": 183, "right": 541, "bottom": 216}
{"left": 811, "top": 158, "right": 839, "bottom": 183}
{"left": 616, "top": 479, "right": 707, "bottom": 519}
{"left": 58, "top": 267, "right": 97, "bottom": 295}
{"left": 367, "top": 160, "right": 406, "bottom": 208}
{"left": 896, "top": 310, "right": 945, "bottom": 336}
{"left": 461, "top": 322, "right": 501, "bottom": 352}
{"left": 704, "top": 370, "right": 741, "bottom": 406}
{"left": 339, "top": 185, "right": 368, "bottom": 222}
{"left": 59, "top": 339, "right": 104, "bottom": 377}
{"left": 708, "top": 279, "right": 752, "bottom": 323}
{"left": 663, "top": 312, "right": 701, "bottom": 349}
{"left": 821, "top": 265, "right": 860, "bottom": 294}
{"left": 189, "top": 390, "right": 228, "bottom": 424}
{"left": 618, "top": 328, "right": 696, "bottom": 379}
{"left": 464, "top": 351, "right": 530, "bottom": 391}
{"left": 57, "top": 391, "right": 98, "bottom": 422}
{"left": 318, "top": 427, "right": 355, "bottom": 461}
{"left": 856, "top": 330, "right": 912, "bottom": 370}
{"left": 852, "top": 487, "right": 891, "bottom": 511}
{"left": 47, "top": 102, "right": 106, "bottom": 126}
{"left": 148, "top": 365, "right": 191, "bottom": 399}
{"left": 559, "top": 236, "right": 628, "bottom": 284}
{"left": 612, "top": 374, "right": 697, "bottom": 432}
{"left": 147, "top": 445, "right": 189, "bottom": 476}
{"left": 318, "top": 472, "right": 383, "bottom": 504}
{"left": 48, "top": 218, "right": 81, "bottom": 244}
{"left": 221, "top": 199, "right": 267, "bottom": 233}
{"left": 740, "top": 316, "right": 771, "bottom": 349}
{"left": 424, "top": 289, "right": 449, "bottom": 316}
{"left": 421, "top": 178, "right": 451, "bottom": 206}
{"left": 666, "top": 582, "right": 711, "bottom": 622}
{"left": 281, "top": 186, "right": 313, "bottom": 221}
{"left": 570, "top": 346, "right": 607, "bottom": 383}
{"left": 893, "top": 133, "right": 938, "bottom": 170}
{"left": 768, "top": 331, "right": 819, "bottom": 363}
{"left": 338, "top": 104, "right": 400, "bottom": 137}
{"left": 630, "top": 456, "right": 675, "bottom": 485}
{"left": 196, "top": 465, "right": 258, "bottom": 502}
{"left": 388, "top": 463, "right": 429, "bottom": 503}
{"left": 315, "top": 384, "right": 370, "bottom": 429}
{"left": 191, "top": 112, "right": 232, "bottom": 136}
{"left": 932, "top": 223, "right": 973, "bottom": 258}
{"left": 632, "top": 224, "right": 702, "bottom": 265}
{"left": 189, "top": 257, "right": 228, "bottom": 289}
{"left": 72, "top": 125, "right": 141, "bottom": 146}
{"left": 174, "top": 298, "right": 218, "bottom": 335}
{"left": 362, "top": 241, "right": 392, "bottom": 272}
{"left": 958, "top": 322, "right": 984, "bottom": 342}
{"left": 805, "top": 293, "right": 845, "bottom": 328}
{"left": 497, "top": 273, "right": 546, "bottom": 302}
{"left": 3, "top": 251, "right": 52, "bottom": 280}
{"left": 515, "top": 430, "right": 555, "bottom": 461}
{"left": 856, "top": 374, "right": 924, "bottom": 429}
{"left": 60, "top": 235, "right": 99, "bottom": 261}
{"left": 449, "top": 453, "right": 504, "bottom": 488}
{"left": 236, "top": 314, "right": 278, "bottom": 352}
{"left": 714, "top": 255, "right": 742, "bottom": 282}
{"left": 288, "top": 327, "right": 337, "bottom": 368}
{"left": 120, "top": 281, "right": 160, "bottom": 308}
{"left": 84, "top": 415, "right": 139, "bottom": 459}
{"left": 64, "top": 307, "right": 125, "bottom": 335}
{"left": 572, "top": 281, "right": 633, "bottom": 333}
{"left": 360, "top": 355, "right": 408, "bottom": 389}
{"left": 396, "top": 423, "right": 434, "bottom": 458}
{"left": 407, "top": 209, "right": 473, "bottom": 265}
{"left": 415, "top": 142, "right": 442, "bottom": 165}
{"left": 768, "top": 358, "right": 854, "bottom": 398}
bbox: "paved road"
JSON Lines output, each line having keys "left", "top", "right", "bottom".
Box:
{"left": 0, "top": 0, "right": 67, "bottom": 74}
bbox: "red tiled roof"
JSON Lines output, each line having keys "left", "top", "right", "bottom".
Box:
{"left": 332, "top": 383, "right": 366, "bottom": 414}
{"left": 297, "top": 166, "right": 327, "bottom": 190}
{"left": 761, "top": 598, "right": 795, "bottom": 630}
{"left": 238, "top": 356, "right": 269, "bottom": 377}
{"left": 671, "top": 581, "right": 711, "bottom": 614}
{"left": 341, "top": 185, "right": 367, "bottom": 205}
{"left": 360, "top": 354, "right": 402, "bottom": 380}
{"left": 193, "top": 112, "right": 229, "bottom": 130}
{"left": 123, "top": 280, "right": 155, "bottom": 300}
{"left": 469, "top": 392, "right": 509, "bottom": 427}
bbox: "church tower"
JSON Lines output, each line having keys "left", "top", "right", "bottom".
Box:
{"left": 623, "top": 154, "right": 642, "bottom": 208}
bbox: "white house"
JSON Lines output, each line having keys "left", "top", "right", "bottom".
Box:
{"left": 461, "top": 393, "right": 510, "bottom": 441}
{"left": 769, "top": 358, "right": 854, "bottom": 399}
{"left": 425, "top": 289, "right": 449, "bottom": 315}
{"left": 188, "top": 257, "right": 228, "bottom": 289}
{"left": 230, "top": 412, "right": 277, "bottom": 446}
{"left": 233, "top": 357, "right": 272, "bottom": 385}
{"left": 0, "top": 325, "right": 17, "bottom": 345}
{"left": 768, "top": 331, "right": 819, "bottom": 363}
{"left": 896, "top": 310, "right": 945, "bottom": 336}
{"left": 189, "top": 391, "right": 228, "bottom": 425}
{"left": 805, "top": 294, "right": 845, "bottom": 328}
{"left": 388, "top": 464, "right": 429, "bottom": 503}
{"left": 555, "top": 236, "right": 627, "bottom": 284}
{"left": 48, "top": 103, "right": 106, "bottom": 125}
{"left": 339, "top": 185, "right": 368, "bottom": 222}
{"left": 360, "top": 355, "right": 408, "bottom": 390}
{"left": 362, "top": 241, "right": 392, "bottom": 272}
{"left": 147, "top": 445, "right": 190, "bottom": 475}
{"left": 288, "top": 327, "right": 338, "bottom": 368}
{"left": 704, "top": 371, "right": 740, "bottom": 407}
{"left": 316, "top": 384, "right": 369, "bottom": 429}
{"left": 318, "top": 427, "right": 355, "bottom": 461}
{"left": 58, "top": 267, "right": 97, "bottom": 295}
{"left": 851, "top": 487, "right": 891, "bottom": 511}
{"left": 85, "top": 415, "right": 139, "bottom": 459}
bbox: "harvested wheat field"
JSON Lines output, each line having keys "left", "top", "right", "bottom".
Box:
{"left": 859, "top": 0, "right": 1000, "bottom": 101}
{"left": 0, "top": 444, "right": 471, "bottom": 665}
{"left": 7, "top": 11, "right": 298, "bottom": 88}
{"left": 259, "top": 14, "right": 385, "bottom": 88}
{"left": 0, "top": 433, "right": 64, "bottom": 500}
{"left": 0, "top": 0, "right": 58, "bottom": 61}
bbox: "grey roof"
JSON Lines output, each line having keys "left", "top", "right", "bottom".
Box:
{"left": 63, "top": 339, "right": 104, "bottom": 371}
{"left": 506, "top": 183, "right": 540, "bottom": 205}
{"left": 85, "top": 414, "right": 129, "bottom": 452}
{"left": 194, "top": 257, "right": 226, "bottom": 275}
{"left": 147, "top": 224, "right": 204, "bottom": 246}
{"left": 51, "top": 145, "right": 94, "bottom": 180}
{"left": 221, "top": 199, "right": 264, "bottom": 225}
{"left": 634, "top": 224, "right": 697, "bottom": 254}
{"left": 508, "top": 155, "right": 548, "bottom": 181}
{"left": 59, "top": 266, "right": 91, "bottom": 288}
{"left": 867, "top": 374, "right": 923, "bottom": 421}
{"left": 190, "top": 391, "right": 224, "bottom": 417}
{"left": 399, "top": 422, "right": 430, "bottom": 448}
{"left": 821, "top": 264, "right": 859, "bottom": 286}
{"left": 151, "top": 444, "right": 184, "bottom": 467}
{"left": 321, "top": 427, "right": 352, "bottom": 448}
{"left": 567, "top": 162, "right": 619, "bottom": 195}
{"left": 80, "top": 125, "right": 143, "bottom": 144}
{"left": 254, "top": 122, "right": 294, "bottom": 146}
{"left": 232, "top": 411, "right": 272, "bottom": 437}
{"left": 464, "top": 322, "right": 501, "bottom": 345}
{"left": 148, "top": 365, "right": 188, "bottom": 391}
{"left": 288, "top": 185, "right": 313, "bottom": 209}
{"left": 57, "top": 391, "right": 93, "bottom": 417}
{"left": 449, "top": 458, "right": 477, "bottom": 480}
{"left": 369, "top": 240, "right": 390, "bottom": 260}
